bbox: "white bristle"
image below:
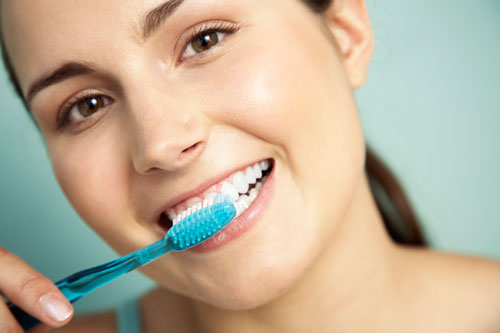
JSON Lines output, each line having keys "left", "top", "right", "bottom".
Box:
{"left": 205, "top": 193, "right": 217, "bottom": 201}
{"left": 167, "top": 168, "right": 270, "bottom": 228}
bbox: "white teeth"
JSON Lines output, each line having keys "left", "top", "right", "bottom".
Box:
{"left": 235, "top": 202, "right": 244, "bottom": 217}
{"left": 167, "top": 160, "right": 271, "bottom": 225}
{"left": 245, "top": 166, "right": 256, "bottom": 184}
{"left": 259, "top": 160, "right": 270, "bottom": 171}
{"left": 221, "top": 182, "right": 239, "bottom": 201}
{"left": 171, "top": 178, "right": 265, "bottom": 223}
{"left": 253, "top": 163, "right": 262, "bottom": 179}
{"left": 233, "top": 171, "right": 249, "bottom": 194}
{"left": 239, "top": 195, "right": 250, "bottom": 209}
{"left": 235, "top": 194, "right": 251, "bottom": 217}
{"left": 249, "top": 188, "right": 258, "bottom": 201}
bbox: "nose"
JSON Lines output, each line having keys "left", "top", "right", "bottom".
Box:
{"left": 127, "top": 93, "right": 210, "bottom": 175}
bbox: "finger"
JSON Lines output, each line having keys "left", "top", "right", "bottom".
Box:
{"left": 0, "top": 247, "right": 73, "bottom": 327}
{"left": 0, "top": 300, "right": 23, "bottom": 333}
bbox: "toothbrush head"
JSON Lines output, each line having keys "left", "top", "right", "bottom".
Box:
{"left": 165, "top": 194, "right": 237, "bottom": 251}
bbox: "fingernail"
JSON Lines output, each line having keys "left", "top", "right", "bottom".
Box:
{"left": 39, "top": 293, "right": 73, "bottom": 322}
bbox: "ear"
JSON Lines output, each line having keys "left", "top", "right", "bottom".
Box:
{"left": 322, "top": 0, "right": 374, "bottom": 89}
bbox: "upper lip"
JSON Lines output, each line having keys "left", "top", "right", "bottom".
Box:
{"left": 154, "top": 159, "right": 269, "bottom": 223}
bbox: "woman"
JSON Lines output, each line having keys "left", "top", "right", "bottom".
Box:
{"left": 1, "top": 0, "right": 500, "bottom": 332}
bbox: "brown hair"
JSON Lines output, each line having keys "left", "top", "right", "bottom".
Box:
{"left": 0, "top": 0, "right": 426, "bottom": 246}
{"left": 366, "top": 148, "right": 426, "bottom": 245}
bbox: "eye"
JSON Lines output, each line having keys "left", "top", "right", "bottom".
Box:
{"left": 180, "top": 22, "right": 239, "bottom": 61}
{"left": 58, "top": 93, "right": 113, "bottom": 129}
{"left": 182, "top": 31, "right": 226, "bottom": 59}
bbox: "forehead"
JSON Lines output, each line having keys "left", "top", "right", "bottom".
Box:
{"left": 1, "top": 0, "right": 300, "bottom": 97}
{"left": 0, "top": 0, "right": 191, "bottom": 93}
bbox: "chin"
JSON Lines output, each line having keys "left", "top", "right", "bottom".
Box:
{"left": 177, "top": 234, "right": 322, "bottom": 311}
{"left": 192, "top": 262, "right": 308, "bottom": 311}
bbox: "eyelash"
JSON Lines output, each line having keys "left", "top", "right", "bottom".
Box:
{"left": 57, "top": 90, "right": 112, "bottom": 130}
{"left": 57, "top": 21, "right": 240, "bottom": 130}
{"left": 181, "top": 21, "right": 239, "bottom": 62}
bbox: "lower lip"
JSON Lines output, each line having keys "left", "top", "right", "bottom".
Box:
{"left": 188, "top": 163, "right": 276, "bottom": 253}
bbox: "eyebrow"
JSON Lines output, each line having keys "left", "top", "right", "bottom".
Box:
{"left": 25, "top": 62, "right": 95, "bottom": 109}
{"left": 25, "top": 0, "right": 186, "bottom": 109}
{"left": 141, "top": 0, "right": 186, "bottom": 41}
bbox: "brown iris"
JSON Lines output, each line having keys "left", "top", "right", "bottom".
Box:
{"left": 76, "top": 96, "right": 106, "bottom": 117}
{"left": 191, "top": 31, "right": 219, "bottom": 53}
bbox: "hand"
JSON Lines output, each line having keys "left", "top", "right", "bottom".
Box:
{"left": 0, "top": 247, "right": 73, "bottom": 332}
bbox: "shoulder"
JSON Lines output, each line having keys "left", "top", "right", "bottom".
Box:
{"left": 404, "top": 246, "right": 500, "bottom": 292}
{"left": 395, "top": 246, "right": 500, "bottom": 332}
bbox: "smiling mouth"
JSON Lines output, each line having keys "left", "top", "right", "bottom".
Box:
{"left": 158, "top": 159, "right": 274, "bottom": 232}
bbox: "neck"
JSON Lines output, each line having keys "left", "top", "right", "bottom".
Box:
{"left": 191, "top": 174, "right": 404, "bottom": 332}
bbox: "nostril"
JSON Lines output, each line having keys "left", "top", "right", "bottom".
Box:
{"left": 175, "top": 141, "right": 204, "bottom": 169}
{"left": 182, "top": 142, "right": 200, "bottom": 154}
{"left": 134, "top": 138, "right": 205, "bottom": 174}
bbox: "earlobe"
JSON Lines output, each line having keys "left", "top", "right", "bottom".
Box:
{"left": 322, "top": 0, "right": 374, "bottom": 89}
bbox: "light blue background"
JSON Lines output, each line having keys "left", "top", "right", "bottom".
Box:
{"left": 1, "top": 1, "right": 499, "bottom": 314}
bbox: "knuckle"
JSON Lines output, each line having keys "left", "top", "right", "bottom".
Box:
{"left": 17, "top": 274, "right": 49, "bottom": 296}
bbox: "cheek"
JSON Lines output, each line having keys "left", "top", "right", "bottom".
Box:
{"left": 47, "top": 133, "right": 130, "bottom": 237}
{"left": 208, "top": 23, "right": 366, "bottom": 208}
{"left": 168, "top": 21, "right": 367, "bottom": 307}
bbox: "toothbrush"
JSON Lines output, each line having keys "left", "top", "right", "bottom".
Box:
{"left": 9, "top": 194, "right": 236, "bottom": 331}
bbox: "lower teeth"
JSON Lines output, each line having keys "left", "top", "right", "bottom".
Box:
{"left": 234, "top": 175, "right": 267, "bottom": 217}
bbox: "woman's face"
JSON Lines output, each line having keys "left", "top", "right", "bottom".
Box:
{"left": 2, "top": 0, "right": 367, "bottom": 309}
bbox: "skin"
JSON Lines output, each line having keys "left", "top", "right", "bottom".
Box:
{"left": 1, "top": 0, "right": 500, "bottom": 332}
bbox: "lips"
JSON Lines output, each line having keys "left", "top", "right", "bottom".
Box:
{"left": 157, "top": 159, "right": 273, "bottom": 232}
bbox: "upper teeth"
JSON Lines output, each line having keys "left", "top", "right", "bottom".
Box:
{"left": 167, "top": 160, "right": 271, "bottom": 225}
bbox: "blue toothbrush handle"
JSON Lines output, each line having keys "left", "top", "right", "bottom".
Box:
{"left": 56, "top": 238, "right": 170, "bottom": 302}
{"left": 9, "top": 238, "right": 171, "bottom": 330}
{"left": 9, "top": 198, "right": 237, "bottom": 331}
